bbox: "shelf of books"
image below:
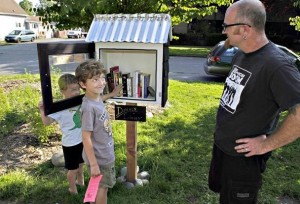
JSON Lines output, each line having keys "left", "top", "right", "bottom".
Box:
{"left": 97, "top": 42, "right": 165, "bottom": 106}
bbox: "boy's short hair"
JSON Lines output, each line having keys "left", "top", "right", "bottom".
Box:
{"left": 58, "top": 74, "right": 77, "bottom": 91}
{"left": 75, "top": 60, "right": 107, "bottom": 84}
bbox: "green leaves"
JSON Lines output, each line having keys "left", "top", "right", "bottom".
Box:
{"left": 36, "top": 0, "right": 233, "bottom": 30}
{"left": 290, "top": 16, "right": 300, "bottom": 31}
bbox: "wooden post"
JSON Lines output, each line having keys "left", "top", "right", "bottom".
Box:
{"left": 126, "top": 103, "right": 137, "bottom": 182}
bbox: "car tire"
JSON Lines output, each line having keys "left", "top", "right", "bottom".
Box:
{"left": 17, "top": 38, "right": 21, "bottom": 43}
{"left": 31, "top": 37, "right": 35, "bottom": 42}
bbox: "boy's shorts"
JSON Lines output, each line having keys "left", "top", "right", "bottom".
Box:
{"left": 208, "top": 144, "right": 271, "bottom": 203}
{"left": 87, "top": 162, "right": 116, "bottom": 188}
{"left": 62, "top": 142, "right": 84, "bottom": 170}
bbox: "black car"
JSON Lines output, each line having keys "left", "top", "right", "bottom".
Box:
{"left": 204, "top": 41, "right": 300, "bottom": 76}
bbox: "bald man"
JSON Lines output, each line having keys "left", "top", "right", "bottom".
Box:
{"left": 208, "top": 0, "right": 300, "bottom": 203}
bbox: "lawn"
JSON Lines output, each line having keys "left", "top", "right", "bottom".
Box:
{"left": 169, "top": 45, "right": 211, "bottom": 57}
{"left": 0, "top": 73, "right": 299, "bottom": 204}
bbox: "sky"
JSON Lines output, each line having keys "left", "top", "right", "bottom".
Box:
{"left": 15, "top": 0, "right": 40, "bottom": 7}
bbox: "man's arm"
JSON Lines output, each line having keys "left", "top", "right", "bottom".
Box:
{"left": 82, "top": 130, "right": 101, "bottom": 177}
{"left": 235, "top": 104, "right": 300, "bottom": 157}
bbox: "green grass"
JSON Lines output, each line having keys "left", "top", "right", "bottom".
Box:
{"left": 169, "top": 45, "right": 211, "bottom": 57}
{"left": 0, "top": 74, "right": 299, "bottom": 204}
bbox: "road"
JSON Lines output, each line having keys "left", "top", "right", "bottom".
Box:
{"left": 0, "top": 39, "right": 224, "bottom": 82}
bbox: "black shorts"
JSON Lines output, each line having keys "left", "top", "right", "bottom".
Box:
{"left": 208, "top": 144, "right": 271, "bottom": 204}
{"left": 62, "top": 143, "right": 84, "bottom": 170}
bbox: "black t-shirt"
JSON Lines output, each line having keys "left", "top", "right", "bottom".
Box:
{"left": 215, "top": 42, "right": 300, "bottom": 156}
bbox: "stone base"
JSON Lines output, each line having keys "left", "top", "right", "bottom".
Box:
{"left": 117, "top": 166, "right": 150, "bottom": 189}
{"left": 51, "top": 151, "right": 65, "bottom": 167}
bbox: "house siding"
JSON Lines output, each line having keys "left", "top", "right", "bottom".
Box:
{"left": 0, "top": 14, "right": 26, "bottom": 40}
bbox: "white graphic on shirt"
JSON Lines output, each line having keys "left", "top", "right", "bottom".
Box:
{"left": 104, "top": 119, "right": 112, "bottom": 136}
{"left": 220, "top": 65, "right": 251, "bottom": 114}
{"left": 99, "top": 111, "right": 106, "bottom": 121}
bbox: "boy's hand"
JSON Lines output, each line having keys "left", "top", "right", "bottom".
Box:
{"left": 111, "top": 84, "right": 123, "bottom": 97}
{"left": 38, "top": 101, "right": 44, "bottom": 111}
{"left": 90, "top": 164, "right": 101, "bottom": 177}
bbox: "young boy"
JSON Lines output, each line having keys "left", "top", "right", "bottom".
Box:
{"left": 39, "top": 73, "right": 121, "bottom": 196}
{"left": 75, "top": 60, "right": 116, "bottom": 204}
{"left": 38, "top": 74, "right": 84, "bottom": 194}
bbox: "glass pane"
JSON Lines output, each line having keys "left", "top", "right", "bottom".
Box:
{"left": 48, "top": 53, "right": 90, "bottom": 102}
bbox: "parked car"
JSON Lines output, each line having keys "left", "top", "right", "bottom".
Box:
{"left": 67, "top": 28, "right": 88, "bottom": 38}
{"left": 204, "top": 41, "right": 300, "bottom": 76}
{"left": 5, "top": 29, "right": 37, "bottom": 43}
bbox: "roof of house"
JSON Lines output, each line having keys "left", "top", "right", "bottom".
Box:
{"left": 25, "top": 15, "right": 41, "bottom": 23}
{"left": 0, "top": 0, "right": 28, "bottom": 17}
{"left": 86, "top": 13, "right": 172, "bottom": 44}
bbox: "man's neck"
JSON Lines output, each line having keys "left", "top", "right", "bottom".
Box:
{"left": 241, "top": 34, "right": 269, "bottom": 53}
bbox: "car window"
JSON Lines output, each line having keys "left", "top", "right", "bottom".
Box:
{"left": 9, "top": 30, "right": 21, "bottom": 35}
{"left": 222, "top": 48, "right": 237, "bottom": 56}
{"left": 220, "top": 47, "right": 237, "bottom": 64}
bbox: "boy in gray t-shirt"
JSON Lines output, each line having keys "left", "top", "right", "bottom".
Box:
{"left": 75, "top": 60, "right": 117, "bottom": 204}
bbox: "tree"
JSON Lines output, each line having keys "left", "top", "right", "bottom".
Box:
{"left": 261, "top": 0, "right": 295, "bottom": 20}
{"left": 19, "top": 0, "right": 33, "bottom": 15}
{"left": 290, "top": 0, "right": 300, "bottom": 31}
{"left": 35, "top": 0, "right": 233, "bottom": 30}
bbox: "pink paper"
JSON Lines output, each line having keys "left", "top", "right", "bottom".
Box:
{"left": 83, "top": 175, "right": 102, "bottom": 203}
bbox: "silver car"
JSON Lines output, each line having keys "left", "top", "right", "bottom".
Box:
{"left": 5, "top": 29, "right": 37, "bottom": 43}
{"left": 204, "top": 41, "right": 300, "bottom": 76}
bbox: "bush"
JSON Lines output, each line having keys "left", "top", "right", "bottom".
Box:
{"left": 171, "top": 33, "right": 205, "bottom": 46}
{"left": 0, "top": 88, "right": 11, "bottom": 122}
{"left": 0, "top": 77, "right": 59, "bottom": 143}
{"left": 205, "top": 33, "right": 227, "bottom": 46}
{"left": 171, "top": 32, "right": 226, "bottom": 46}
{"left": 268, "top": 35, "right": 294, "bottom": 47}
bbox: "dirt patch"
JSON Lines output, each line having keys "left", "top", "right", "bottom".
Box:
{"left": 0, "top": 123, "right": 61, "bottom": 175}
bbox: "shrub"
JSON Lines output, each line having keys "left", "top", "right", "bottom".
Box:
{"left": 205, "top": 33, "right": 227, "bottom": 46}
{"left": 0, "top": 78, "right": 59, "bottom": 143}
{"left": 0, "top": 88, "right": 10, "bottom": 122}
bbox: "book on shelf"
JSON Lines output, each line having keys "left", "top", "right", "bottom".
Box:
{"left": 106, "top": 73, "right": 115, "bottom": 93}
{"left": 142, "top": 73, "right": 150, "bottom": 98}
{"left": 138, "top": 73, "right": 150, "bottom": 98}
{"left": 132, "top": 70, "right": 140, "bottom": 98}
{"left": 127, "top": 77, "right": 133, "bottom": 97}
{"left": 110, "top": 66, "right": 119, "bottom": 74}
{"left": 106, "top": 67, "right": 152, "bottom": 99}
{"left": 121, "top": 72, "right": 130, "bottom": 97}
{"left": 139, "top": 73, "right": 144, "bottom": 98}
{"left": 107, "top": 66, "right": 122, "bottom": 93}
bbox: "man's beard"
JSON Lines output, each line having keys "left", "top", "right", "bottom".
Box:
{"left": 224, "top": 38, "right": 233, "bottom": 49}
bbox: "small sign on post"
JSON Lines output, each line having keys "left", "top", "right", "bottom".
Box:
{"left": 115, "top": 104, "right": 146, "bottom": 122}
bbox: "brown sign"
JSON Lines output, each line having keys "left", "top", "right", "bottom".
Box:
{"left": 115, "top": 105, "right": 146, "bottom": 122}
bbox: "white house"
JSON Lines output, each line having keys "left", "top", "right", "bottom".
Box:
{"left": 0, "top": 0, "right": 53, "bottom": 40}
{"left": 25, "top": 15, "right": 53, "bottom": 38}
{"left": 0, "top": 0, "right": 28, "bottom": 40}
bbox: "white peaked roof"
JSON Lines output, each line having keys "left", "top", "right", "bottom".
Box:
{"left": 85, "top": 13, "right": 172, "bottom": 43}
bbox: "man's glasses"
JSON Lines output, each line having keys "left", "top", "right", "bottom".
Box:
{"left": 222, "top": 23, "right": 252, "bottom": 32}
